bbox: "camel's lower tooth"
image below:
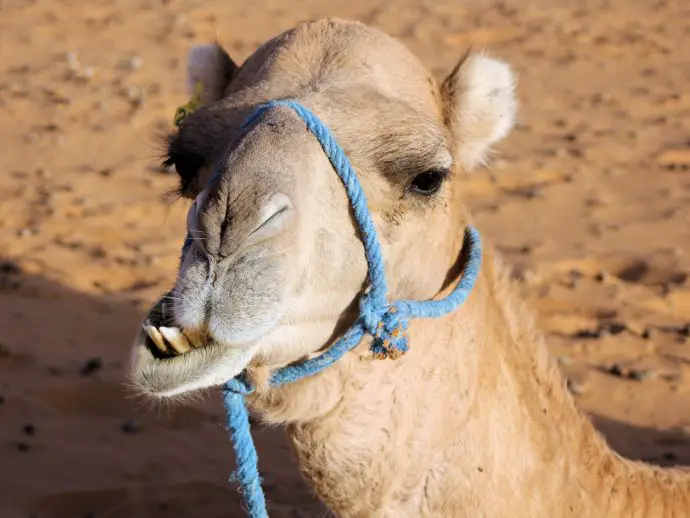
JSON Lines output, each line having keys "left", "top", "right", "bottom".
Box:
{"left": 144, "top": 325, "right": 168, "bottom": 353}
{"left": 159, "top": 326, "right": 191, "bottom": 354}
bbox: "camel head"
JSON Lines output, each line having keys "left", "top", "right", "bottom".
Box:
{"left": 130, "top": 19, "right": 517, "bottom": 397}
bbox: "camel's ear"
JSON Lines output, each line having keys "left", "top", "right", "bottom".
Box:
{"left": 441, "top": 52, "right": 517, "bottom": 171}
{"left": 186, "top": 43, "right": 238, "bottom": 104}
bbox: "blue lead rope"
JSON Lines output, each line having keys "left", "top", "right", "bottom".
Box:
{"left": 212, "top": 100, "right": 484, "bottom": 518}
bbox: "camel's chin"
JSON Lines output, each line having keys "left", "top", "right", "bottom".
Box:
{"left": 129, "top": 323, "right": 259, "bottom": 398}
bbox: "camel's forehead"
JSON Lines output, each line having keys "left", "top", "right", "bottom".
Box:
{"left": 232, "top": 19, "right": 441, "bottom": 116}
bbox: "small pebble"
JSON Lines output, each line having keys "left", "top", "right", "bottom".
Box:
{"left": 121, "top": 419, "right": 141, "bottom": 433}
{"left": 91, "top": 247, "right": 107, "bottom": 259}
{"left": 594, "top": 271, "right": 611, "bottom": 283}
{"left": 608, "top": 364, "right": 626, "bottom": 377}
{"left": 23, "top": 424, "right": 35, "bottom": 436}
{"left": 0, "top": 395, "right": 5, "bottom": 406}
{"left": 16, "top": 442, "right": 30, "bottom": 452}
{"left": 629, "top": 369, "right": 653, "bottom": 381}
{"left": 80, "top": 357, "right": 103, "bottom": 376}
{"left": 641, "top": 328, "right": 653, "bottom": 340}
{"left": 601, "top": 322, "right": 626, "bottom": 335}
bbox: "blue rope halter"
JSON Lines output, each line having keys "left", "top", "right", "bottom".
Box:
{"left": 203, "top": 100, "right": 483, "bottom": 517}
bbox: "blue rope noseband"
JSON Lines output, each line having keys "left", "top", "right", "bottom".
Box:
{"left": 203, "top": 100, "right": 483, "bottom": 517}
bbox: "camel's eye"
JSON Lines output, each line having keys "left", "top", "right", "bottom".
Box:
{"left": 408, "top": 169, "right": 448, "bottom": 196}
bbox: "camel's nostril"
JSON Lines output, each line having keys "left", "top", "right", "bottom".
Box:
{"left": 260, "top": 204, "right": 291, "bottom": 230}
{"left": 250, "top": 193, "right": 294, "bottom": 239}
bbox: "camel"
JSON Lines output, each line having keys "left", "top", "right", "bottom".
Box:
{"left": 129, "top": 18, "right": 690, "bottom": 517}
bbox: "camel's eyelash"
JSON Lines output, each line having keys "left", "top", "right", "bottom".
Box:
{"left": 154, "top": 127, "right": 179, "bottom": 168}
{"left": 161, "top": 153, "right": 175, "bottom": 169}
{"left": 159, "top": 126, "right": 207, "bottom": 198}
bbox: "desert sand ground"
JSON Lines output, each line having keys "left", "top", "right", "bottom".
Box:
{"left": 1, "top": 0, "right": 689, "bottom": 516}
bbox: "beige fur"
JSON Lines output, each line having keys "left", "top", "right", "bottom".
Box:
{"left": 130, "top": 18, "right": 690, "bottom": 516}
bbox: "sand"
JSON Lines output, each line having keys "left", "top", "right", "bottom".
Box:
{"left": 1, "top": 0, "right": 689, "bottom": 516}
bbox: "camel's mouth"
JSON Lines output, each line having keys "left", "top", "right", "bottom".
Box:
{"left": 138, "top": 293, "right": 203, "bottom": 360}
{"left": 142, "top": 319, "right": 206, "bottom": 359}
{"left": 130, "top": 295, "right": 260, "bottom": 398}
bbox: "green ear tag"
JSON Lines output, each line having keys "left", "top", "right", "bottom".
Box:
{"left": 173, "top": 81, "right": 205, "bottom": 127}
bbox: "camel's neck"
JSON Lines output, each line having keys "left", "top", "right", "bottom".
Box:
{"left": 470, "top": 256, "right": 690, "bottom": 517}
{"left": 248, "top": 248, "right": 690, "bottom": 517}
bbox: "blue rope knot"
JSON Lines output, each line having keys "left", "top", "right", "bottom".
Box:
{"left": 359, "top": 295, "right": 410, "bottom": 360}
{"left": 186, "top": 99, "right": 485, "bottom": 518}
